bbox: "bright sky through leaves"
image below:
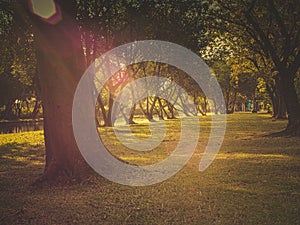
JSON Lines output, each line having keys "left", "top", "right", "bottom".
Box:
{"left": 31, "top": 0, "right": 56, "bottom": 19}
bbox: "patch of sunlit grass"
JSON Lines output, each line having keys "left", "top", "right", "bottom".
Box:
{"left": 0, "top": 113, "right": 300, "bottom": 224}
{"left": 99, "top": 119, "right": 182, "bottom": 165}
{"left": 216, "top": 152, "right": 291, "bottom": 160}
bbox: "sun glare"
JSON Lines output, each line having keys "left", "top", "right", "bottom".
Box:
{"left": 29, "top": 0, "right": 62, "bottom": 24}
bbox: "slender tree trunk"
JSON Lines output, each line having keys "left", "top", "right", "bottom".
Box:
{"left": 139, "top": 98, "right": 156, "bottom": 121}
{"left": 128, "top": 103, "right": 136, "bottom": 124}
{"left": 105, "top": 92, "right": 114, "bottom": 127}
{"left": 30, "top": 1, "right": 92, "bottom": 184}
{"left": 275, "top": 95, "right": 287, "bottom": 119}
{"left": 224, "top": 90, "right": 230, "bottom": 114}
{"left": 203, "top": 97, "right": 208, "bottom": 115}
{"left": 95, "top": 95, "right": 107, "bottom": 127}
{"left": 31, "top": 99, "right": 41, "bottom": 119}
{"left": 227, "top": 91, "right": 236, "bottom": 114}
{"left": 167, "top": 102, "right": 176, "bottom": 119}
{"left": 3, "top": 100, "right": 15, "bottom": 120}
{"left": 270, "top": 92, "right": 278, "bottom": 118}
{"left": 157, "top": 98, "right": 170, "bottom": 119}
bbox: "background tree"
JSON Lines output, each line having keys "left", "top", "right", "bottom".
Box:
{"left": 0, "top": 0, "right": 38, "bottom": 119}
{"left": 206, "top": 0, "right": 300, "bottom": 135}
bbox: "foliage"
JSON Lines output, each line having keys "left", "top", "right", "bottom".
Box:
{"left": 205, "top": 0, "right": 300, "bottom": 134}
{"left": 77, "top": 0, "right": 213, "bottom": 125}
{"left": 0, "top": 0, "right": 38, "bottom": 119}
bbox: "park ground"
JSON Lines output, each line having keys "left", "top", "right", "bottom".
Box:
{"left": 0, "top": 113, "right": 299, "bottom": 224}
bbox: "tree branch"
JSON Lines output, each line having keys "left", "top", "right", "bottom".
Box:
{"left": 244, "top": 9, "right": 282, "bottom": 68}
{"left": 267, "top": 0, "right": 288, "bottom": 36}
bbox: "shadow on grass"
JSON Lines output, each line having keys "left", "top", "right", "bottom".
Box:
{"left": 0, "top": 141, "right": 45, "bottom": 192}
{"left": 0, "top": 141, "right": 45, "bottom": 170}
{"left": 0, "top": 114, "right": 299, "bottom": 225}
{"left": 0, "top": 141, "right": 46, "bottom": 223}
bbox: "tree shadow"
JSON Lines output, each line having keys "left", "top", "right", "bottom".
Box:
{"left": 0, "top": 141, "right": 45, "bottom": 190}
{"left": 0, "top": 141, "right": 46, "bottom": 222}
{"left": 0, "top": 141, "right": 45, "bottom": 168}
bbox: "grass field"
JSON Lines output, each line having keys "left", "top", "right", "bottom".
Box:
{"left": 0, "top": 113, "right": 299, "bottom": 224}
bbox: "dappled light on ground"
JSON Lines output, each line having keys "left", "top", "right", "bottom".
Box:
{"left": 0, "top": 113, "right": 299, "bottom": 224}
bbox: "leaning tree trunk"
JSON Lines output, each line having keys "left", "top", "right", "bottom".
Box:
{"left": 29, "top": 1, "right": 92, "bottom": 183}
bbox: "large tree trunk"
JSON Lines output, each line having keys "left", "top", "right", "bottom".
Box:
{"left": 280, "top": 71, "right": 300, "bottom": 136}
{"left": 272, "top": 74, "right": 287, "bottom": 119}
{"left": 30, "top": 1, "right": 92, "bottom": 184}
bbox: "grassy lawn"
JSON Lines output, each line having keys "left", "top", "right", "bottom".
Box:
{"left": 0, "top": 113, "right": 299, "bottom": 224}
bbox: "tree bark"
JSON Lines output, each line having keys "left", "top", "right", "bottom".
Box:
{"left": 275, "top": 95, "right": 287, "bottom": 119}
{"left": 279, "top": 70, "right": 300, "bottom": 135}
{"left": 95, "top": 95, "right": 107, "bottom": 127}
{"left": 29, "top": 1, "right": 92, "bottom": 184}
{"left": 104, "top": 92, "right": 114, "bottom": 127}
{"left": 128, "top": 103, "right": 136, "bottom": 124}
{"left": 272, "top": 73, "right": 287, "bottom": 119}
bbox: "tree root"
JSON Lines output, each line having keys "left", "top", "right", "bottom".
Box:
{"left": 32, "top": 161, "right": 95, "bottom": 188}
{"left": 267, "top": 125, "right": 300, "bottom": 137}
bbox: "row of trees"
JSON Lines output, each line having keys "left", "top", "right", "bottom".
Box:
{"left": 0, "top": 0, "right": 299, "bottom": 183}
{"left": 94, "top": 62, "right": 210, "bottom": 127}
{"left": 2, "top": 1, "right": 298, "bottom": 122}
{"left": 204, "top": 0, "right": 300, "bottom": 134}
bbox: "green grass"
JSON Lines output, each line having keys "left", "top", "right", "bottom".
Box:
{"left": 0, "top": 113, "right": 300, "bottom": 224}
